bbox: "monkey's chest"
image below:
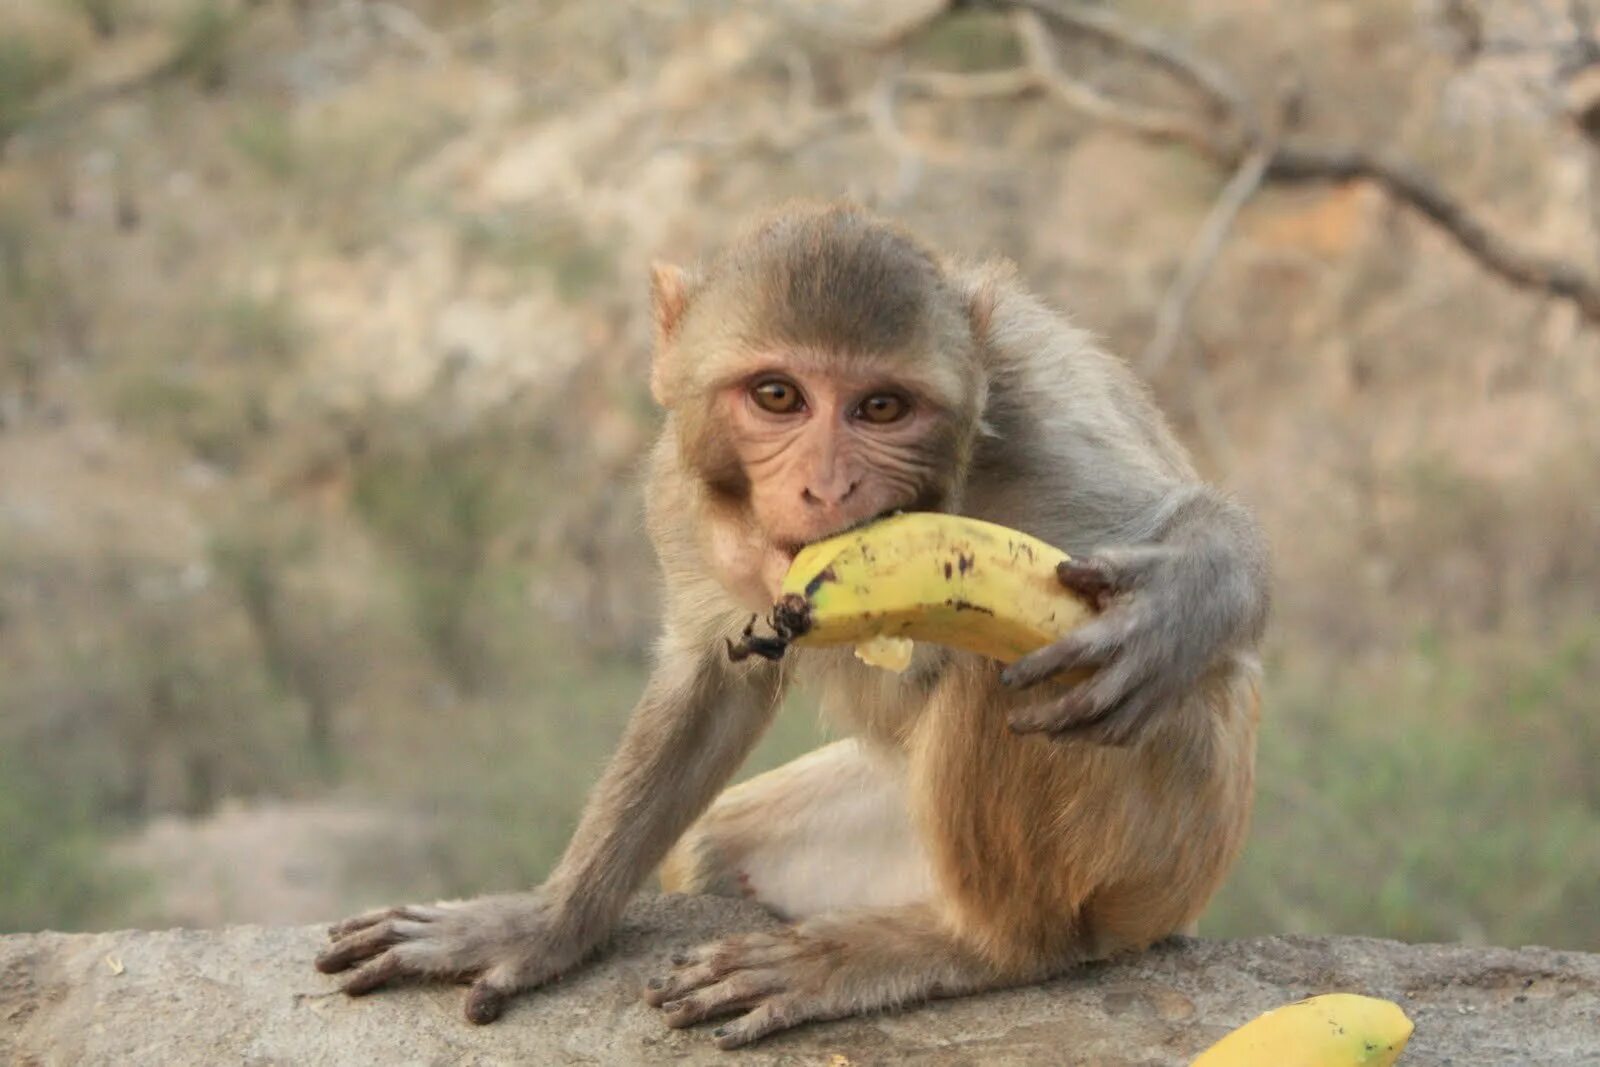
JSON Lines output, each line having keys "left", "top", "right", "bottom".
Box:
{"left": 795, "top": 646, "right": 945, "bottom": 749}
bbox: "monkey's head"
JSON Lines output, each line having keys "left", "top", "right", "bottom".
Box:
{"left": 650, "top": 203, "right": 994, "bottom": 604}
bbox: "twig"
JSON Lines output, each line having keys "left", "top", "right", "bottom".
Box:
{"left": 1184, "top": 336, "right": 1236, "bottom": 471}
{"left": 1005, "top": 0, "right": 1259, "bottom": 136}
{"left": 1141, "top": 146, "right": 1273, "bottom": 375}
{"left": 366, "top": 2, "right": 450, "bottom": 63}
{"left": 1011, "top": 10, "right": 1223, "bottom": 155}
{"left": 898, "top": 67, "right": 1041, "bottom": 101}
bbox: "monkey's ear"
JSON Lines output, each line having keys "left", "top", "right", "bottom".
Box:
{"left": 967, "top": 276, "right": 999, "bottom": 345}
{"left": 650, "top": 261, "right": 697, "bottom": 406}
{"left": 959, "top": 258, "right": 1011, "bottom": 347}
{"left": 650, "top": 262, "right": 695, "bottom": 343}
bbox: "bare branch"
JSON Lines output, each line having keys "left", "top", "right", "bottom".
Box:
{"left": 1006, "top": 0, "right": 1259, "bottom": 135}
{"left": 869, "top": 59, "right": 986, "bottom": 169}
{"left": 1141, "top": 147, "right": 1273, "bottom": 376}
{"left": 912, "top": 0, "right": 1600, "bottom": 326}
{"left": 1009, "top": 10, "right": 1224, "bottom": 156}
{"left": 1265, "top": 145, "right": 1600, "bottom": 322}
{"left": 366, "top": 2, "right": 450, "bottom": 63}
{"left": 1571, "top": 0, "right": 1596, "bottom": 35}
{"left": 898, "top": 67, "right": 1041, "bottom": 101}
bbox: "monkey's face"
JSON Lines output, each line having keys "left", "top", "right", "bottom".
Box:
{"left": 714, "top": 355, "right": 960, "bottom": 598}
{"left": 649, "top": 203, "right": 989, "bottom": 605}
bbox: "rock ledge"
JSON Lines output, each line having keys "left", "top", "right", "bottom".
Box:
{"left": 3, "top": 895, "right": 1598, "bottom": 1065}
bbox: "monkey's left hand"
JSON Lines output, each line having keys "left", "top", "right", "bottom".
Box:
{"left": 999, "top": 535, "right": 1262, "bottom": 746}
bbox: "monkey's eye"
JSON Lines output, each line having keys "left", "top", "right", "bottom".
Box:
{"left": 855, "top": 393, "right": 910, "bottom": 424}
{"left": 751, "top": 378, "right": 805, "bottom": 414}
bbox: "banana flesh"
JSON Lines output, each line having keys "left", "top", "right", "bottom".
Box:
{"left": 726, "top": 512, "right": 1093, "bottom": 666}
{"left": 852, "top": 634, "right": 916, "bottom": 673}
{"left": 1190, "top": 993, "right": 1415, "bottom": 1067}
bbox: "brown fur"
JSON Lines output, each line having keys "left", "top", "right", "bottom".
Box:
{"left": 316, "top": 202, "right": 1269, "bottom": 1049}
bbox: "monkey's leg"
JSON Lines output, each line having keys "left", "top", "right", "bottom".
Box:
{"left": 645, "top": 902, "right": 1060, "bottom": 1049}
{"left": 660, "top": 738, "right": 934, "bottom": 919}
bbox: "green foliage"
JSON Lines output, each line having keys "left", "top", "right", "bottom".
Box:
{"left": 905, "top": 10, "right": 1022, "bottom": 73}
{"left": 0, "top": 199, "right": 67, "bottom": 395}
{"left": 216, "top": 292, "right": 301, "bottom": 363}
{"left": 209, "top": 512, "right": 340, "bottom": 777}
{"left": 0, "top": 748, "right": 137, "bottom": 933}
{"left": 104, "top": 291, "right": 301, "bottom": 466}
{"left": 350, "top": 403, "right": 549, "bottom": 693}
{"left": 0, "top": 37, "right": 67, "bottom": 142}
{"left": 229, "top": 106, "right": 299, "bottom": 181}
{"left": 1207, "top": 620, "right": 1600, "bottom": 949}
{"left": 69, "top": 0, "right": 121, "bottom": 39}
{"left": 166, "top": 1, "right": 242, "bottom": 92}
{"left": 290, "top": 99, "right": 463, "bottom": 251}
{"left": 456, "top": 210, "right": 616, "bottom": 300}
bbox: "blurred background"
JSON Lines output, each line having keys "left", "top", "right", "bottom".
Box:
{"left": 1, "top": 0, "right": 1596, "bottom": 949}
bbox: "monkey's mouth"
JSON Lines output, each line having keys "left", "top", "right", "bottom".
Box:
{"left": 777, "top": 506, "right": 933, "bottom": 562}
{"left": 733, "top": 509, "right": 925, "bottom": 665}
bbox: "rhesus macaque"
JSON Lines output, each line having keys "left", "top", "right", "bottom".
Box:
{"left": 316, "top": 202, "right": 1269, "bottom": 1048}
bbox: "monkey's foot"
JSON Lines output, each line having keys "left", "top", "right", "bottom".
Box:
{"left": 644, "top": 929, "right": 841, "bottom": 1048}
{"left": 644, "top": 908, "right": 999, "bottom": 1049}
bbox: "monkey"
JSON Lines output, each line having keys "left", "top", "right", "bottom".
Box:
{"left": 315, "top": 202, "right": 1269, "bottom": 1049}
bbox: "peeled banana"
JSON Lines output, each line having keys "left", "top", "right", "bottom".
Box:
{"left": 1190, "top": 993, "right": 1415, "bottom": 1067}
{"left": 726, "top": 512, "right": 1093, "bottom": 667}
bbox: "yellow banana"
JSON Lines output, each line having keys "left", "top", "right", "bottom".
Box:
{"left": 1190, "top": 993, "right": 1414, "bottom": 1067}
{"left": 727, "top": 512, "right": 1093, "bottom": 666}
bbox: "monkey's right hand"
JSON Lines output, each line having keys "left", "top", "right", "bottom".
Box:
{"left": 314, "top": 891, "right": 599, "bottom": 1024}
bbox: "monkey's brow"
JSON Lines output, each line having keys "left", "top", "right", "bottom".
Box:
{"left": 708, "top": 362, "right": 953, "bottom": 411}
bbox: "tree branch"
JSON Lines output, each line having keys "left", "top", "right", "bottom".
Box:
{"left": 1006, "top": 0, "right": 1257, "bottom": 133}
{"left": 1264, "top": 145, "right": 1600, "bottom": 322}
{"left": 920, "top": 0, "right": 1600, "bottom": 327}
{"left": 1141, "top": 146, "right": 1273, "bottom": 376}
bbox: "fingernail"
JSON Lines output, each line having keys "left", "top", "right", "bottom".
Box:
{"left": 647, "top": 978, "right": 665, "bottom": 991}
{"left": 712, "top": 1027, "right": 728, "bottom": 1039}
{"left": 661, "top": 999, "right": 682, "bottom": 1012}
{"left": 670, "top": 952, "right": 689, "bottom": 966}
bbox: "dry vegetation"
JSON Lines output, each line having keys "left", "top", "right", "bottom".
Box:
{"left": 0, "top": 0, "right": 1596, "bottom": 949}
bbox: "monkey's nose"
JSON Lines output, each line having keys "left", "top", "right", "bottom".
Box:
{"left": 802, "top": 479, "right": 860, "bottom": 507}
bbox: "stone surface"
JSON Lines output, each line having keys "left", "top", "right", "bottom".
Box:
{"left": 3, "top": 895, "right": 1599, "bottom": 1066}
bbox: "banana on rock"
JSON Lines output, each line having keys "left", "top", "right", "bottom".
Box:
{"left": 1190, "top": 993, "right": 1414, "bottom": 1067}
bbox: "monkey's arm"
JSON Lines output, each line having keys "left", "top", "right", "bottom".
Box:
{"left": 316, "top": 615, "right": 783, "bottom": 1023}
{"left": 1001, "top": 486, "right": 1269, "bottom": 745}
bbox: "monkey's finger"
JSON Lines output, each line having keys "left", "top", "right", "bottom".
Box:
{"left": 646, "top": 962, "right": 720, "bottom": 1007}
{"left": 327, "top": 904, "right": 442, "bottom": 940}
{"left": 1009, "top": 657, "right": 1145, "bottom": 734}
{"left": 665, "top": 931, "right": 797, "bottom": 975}
{"left": 340, "top": 950, "right": 410, "bottom": 996}
{"left": 1055, "top": 558, "right": 1120, "bottom": 610}
{"left": 999, "top": 625, "right": 1119, "bottom": 690}
{"left": 648, "top": 937, "right": 790, "bottom": 1006}
{"left": 1008, "top": 690, "right": 1092, "bottom": 735}
{"left": 464, "top": 977, "right": 513, "bottom": 1025}
{"left": 1052, "top": 688, "right": 1161, "bottom": 747}
{"left": 659, "top": 971, "right": 785, "bottom": 1029}
{"left": 1058, "top": 547, "right": 1177, "bottom": 602}
{"left": 316, "top": 920, "right": 403, "bottom": 973}
{"left": 712, "top": 998, "right": 799, "bottom": 1050}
